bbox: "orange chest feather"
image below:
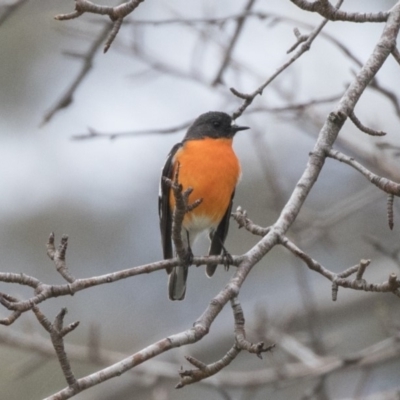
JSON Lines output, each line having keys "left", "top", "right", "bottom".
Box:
{"left": 170, "top": 138, "right": 241, "bottom": 227}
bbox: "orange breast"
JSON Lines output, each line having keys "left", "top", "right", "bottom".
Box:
{"left": 170, "top": 137, "right": 240, "bottom": 231}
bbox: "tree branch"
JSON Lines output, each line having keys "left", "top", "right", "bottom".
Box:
{"left": 163, "top": 163, "right": 203, "bottom": 265}
{"left": 327, "top": 149, "right": 400, "bottom": 196}
{"left": 32, "top": 306, "right": 79, "bottom": 387}
{"left": 290, "top": 0, "right": 389, "bottom": 22}
{"left": 55, "top": 0, "right": 145, "bottom": 52}
{"left": 349, "top": 111, "right": 387, "bottom": 136}
{"left": 280, "top": 236, "right": 400, "bottom": 300}
{"left": 176, "top": 296, "right": 274, "bottom": 388}
{"left": 42, "top": 22, "right": 113, "bottom": 125}
{"left": 212, "top": 0, "right": 256, "bottom": 86}
{"left": 47, "top": 233, "right": 76, "bottom": 283}
{"left": 231, "top": 207, "right": 270, "bottom": 237}
{"left": 0, "top": 234, "right": 243, "bottom": 317}
{"left": 230, "top": 0, "right": 343, "bottom": 119}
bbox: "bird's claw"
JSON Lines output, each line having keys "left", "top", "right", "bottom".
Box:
{"left": 183, "top": 246, "right": 194, "bottom": 266}
{"left": 222, "top": 248, "right": 233, "bottom": 271}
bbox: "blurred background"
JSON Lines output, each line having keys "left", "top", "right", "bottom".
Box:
{"left": 1, "top": 0, "right": 400, "bottom": 399}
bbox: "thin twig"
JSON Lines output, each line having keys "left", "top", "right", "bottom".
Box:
{"left": 387, "top": 193, "right": 395, "bottom": 230}
{"left": 32, "top": 307, "right": 79, "bottom": 386}
{"left": 349, "top": 111, "right": 386, "bottom": 136}
{"left": 47, "top": 233, "right": 76, "bottom": 283}
{"left": 177, "top": 296, "right": 273, "bottom": 388}
{"left": 212, "top": 0, "right": 256, "bottom": 86}
{"left": 281, "top": 236, "right": 400, "bottom": 300}
{"left": 42, "top": 22, "right": 113, "bottom": 125}
{"left": 290, "top": 0, "right": 389, "bottom": 22}
{"left": 54, "top": 0, "right": 145, "bottom": 52}
{"left": 0, "top": 294, "right": 22, "bottom": 325}
{"left": 327, "top": 149, "right": 400, "bottom": 196}
{"left": 104, "top": 17, "right": 123, "bottom": 53}
{"left": 231, "top": 207, "right": 270, "bottom": 236}
{"left": 231, "top": 297, "right": 274, "bottom": 358}
{"left": 231, "top": 0, "right": 344, "bottom": 119}
{"left": 163, "top": 163, "right": 203, "bottom": 264}
{"left": 72, "top": 120, "right": 191, "bottom": 141}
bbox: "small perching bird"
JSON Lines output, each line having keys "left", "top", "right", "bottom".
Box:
{"left": 159, "top": 111, "right": 249, "bottom": 300}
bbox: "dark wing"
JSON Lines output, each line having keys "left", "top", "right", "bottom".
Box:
{"left": 159, "top": 142, "right": 183, "bottom": 273}
{"left": 206, "top": 191, "right": 235, "bottom": 277}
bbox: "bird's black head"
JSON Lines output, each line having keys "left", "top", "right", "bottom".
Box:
{"left": 184, "top": 111, "right": 249, "bottom": 140}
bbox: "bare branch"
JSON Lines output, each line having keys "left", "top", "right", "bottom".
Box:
{"left": 231, "top": 297, "right": 274, "bottom": 358}
{"left": 280, "top": 236, "right": 400, "bottom": 300}
{"left": 0, "top": 326, "right": 185, "bottom": 385}
{"left": 163, "top": 163, "right": 203, "bottom": 265}
{"left": 327, "top": 149, "right": 400, "bottom": 196}
{"left": 47, "top": 233, "right": 76, "bottom": 283}
{"left": 268, "top": 10, "right": 400, "bottom": 120}
{"left": 0, "top": 246, "right": 242, "bottom": 317}
{"left": 54, "top": 0, "right": 145, "bottom": 53}
{"left": 42, "top": 23, "right": 112, "bottom": 124}
{"left": 388, "top": 193, "right": 395, "bottom": 230}
{"left": 176, "top": 297, "right": 273, "bottom": 388}
{"left": 231, "top": 207, "right": 270, "bottom": 237}
{"left": 349, "top": 111, "right": 387, "bottom": 136}
{"left": 72, "top": 120, "right": 191, "bottom": 141}
{"left": 290, "top": 0, "right": 389, "bottom": 22}
{"left": 104, "top": 17, "right": 123, "bottom": 53}
{"left": 231, "top": 0, "right": 343, "bottom": 120}
{"left": 287, "top": 27, "right": 309, "bottom": 53}
{"left": 2, "top": 323, "right": 400, "bottom": 390}
{"left": 2, "top": 3, "right": 400, "bottom": 399}
{"left": 55, "top": 0, "right": 144, "bottom": 21}
{"left": 0, "top": 294, "right": 22, "bottom": 325}
{"left": 32, "top": 307, "right": 79, "bottom": 386}
{"left": 249, "top": 93, "right": 343, "bottom": 113}
{"left": 0, "top": 258, "right": 177, "bottom": 314}
{"left": 212, "top": 0, "right": 256, "bottom": 86}
{"left": 45, "top": 281, "right": 241, "bottom": 400}
{"left": 177, "top": 346, "right": 241, "bottom": 389}
{"left": 268, "top": 3, "right": 400, "bottom": 238}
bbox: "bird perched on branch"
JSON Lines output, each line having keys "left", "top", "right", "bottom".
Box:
{"left": 159, "top": 111, "right": 249, "bottom": 300}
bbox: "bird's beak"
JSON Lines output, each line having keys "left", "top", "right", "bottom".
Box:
{"left": 231, "top": 124, "right": 250, "bottom": 133}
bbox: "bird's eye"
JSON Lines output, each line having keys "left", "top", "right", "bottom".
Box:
{"left": 212, "top": 120, "right": 221, "bottom": 128}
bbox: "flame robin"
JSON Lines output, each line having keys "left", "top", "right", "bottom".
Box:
{"left": 159, "top": 111, "right": 249, "bottom": 300}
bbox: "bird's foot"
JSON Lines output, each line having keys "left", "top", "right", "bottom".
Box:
{"left": 183, "top": 246, "right": 193, "bottom": 266}
{"left": 221, "top": 248, "right": 233, "bottom": 271}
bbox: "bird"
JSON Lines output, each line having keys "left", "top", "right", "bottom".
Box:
{"left": 159, "top": 111, "right": 249, "bottom": 300}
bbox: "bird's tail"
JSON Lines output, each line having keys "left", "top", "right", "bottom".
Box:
{"left": 168, "top": 265, "right": 188, "bottom": 300}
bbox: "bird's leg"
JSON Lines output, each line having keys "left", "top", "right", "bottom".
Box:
{"left": 221, "top": 245, "right": 233, "bottom": 271}
{"left": 216, "top": 239, "right": 233, "bottom": 271}
{"left": 183, "top": 229, "right": 194, "bottom": 265}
